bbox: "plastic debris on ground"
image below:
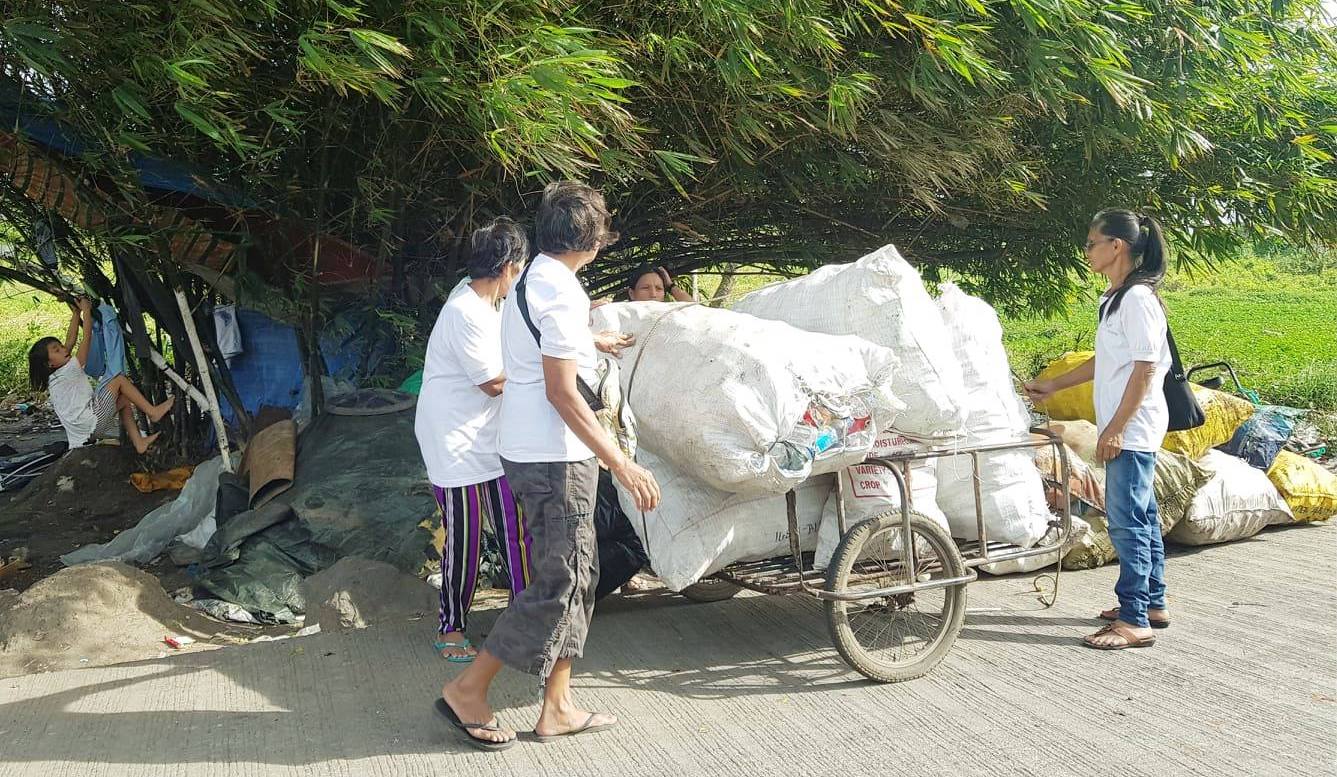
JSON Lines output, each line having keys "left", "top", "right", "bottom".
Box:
{"left": 60, "top": 456, "right": 225, "bottom": 566}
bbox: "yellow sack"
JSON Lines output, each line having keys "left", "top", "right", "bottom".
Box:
{"left": 1161, "top": 386, "right": 1255, "bottom": 460}
{"left": 1035, "top": 351, "right": 1095, "bottom": 422}
{"left": 1267, "top": 450, "right": 1337, "bottom": 523}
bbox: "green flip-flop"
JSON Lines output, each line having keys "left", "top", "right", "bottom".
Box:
{"left": 433, "top": 637, "right": 475, "bottom": 663}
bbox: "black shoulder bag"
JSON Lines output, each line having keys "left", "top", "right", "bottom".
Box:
{"left": 515, "top": 260, "right": 605, "bottom": 412}
{"left": 1100, "top": 287, "right": 1205, "bottom": 432}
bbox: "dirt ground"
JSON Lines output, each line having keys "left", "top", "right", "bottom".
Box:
{"left": 0, "top": 408, "right": 190, "bottom": 593}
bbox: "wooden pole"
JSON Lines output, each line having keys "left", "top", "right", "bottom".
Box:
{"left": 174, "top": 289, "right": 233, "bottom": 472}
{"left": 146, "top": 348, "right": 209, "bottom": 407}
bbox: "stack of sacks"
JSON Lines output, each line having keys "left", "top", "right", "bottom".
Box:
{"left": 618, "top": 449, "right": 835, "bottom": 591}
{"left": 592, "top": 301, "right": 904, "bottom": 589}
{"left": 591, "top": 302, "right": 902, "bottom": 495}
{"left": 812, "top": 283, "right": 1055, "bottom": 572}
{"left": 1219, "top": 407, "right": 1337, "bottom": 523}
{"left": 733, "top": 244, "right": 968, "bottom": 442}
{"left": 1043, "top": 421, "right": 1213, "bottom": 568}
{"left": 933, "top": 283, "right": 1053, "bottom": 564}
{"left": 733, "top": 245, "right": 971, "bottom": 567}
{"left": 1037, "top": 351, "right": 1333, "bottom": 531}
{"left": 1168, "top": 450, "right": 1292, "bottom": 545}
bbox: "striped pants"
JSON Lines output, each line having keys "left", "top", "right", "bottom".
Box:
{"left": 432, "top": 477, "right": 532, "bottom": 634}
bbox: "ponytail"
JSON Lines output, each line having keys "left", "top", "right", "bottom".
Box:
{"left": 1092, "top": 209, "right": 1169, "bottom": 317}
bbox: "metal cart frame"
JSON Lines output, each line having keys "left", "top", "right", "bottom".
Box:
{"left": 681, "top": 427, "right": 1075, "bottom": 683}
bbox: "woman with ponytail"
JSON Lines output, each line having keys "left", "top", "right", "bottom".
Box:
{"left": 1025, "top": 209, "right": 1173, "bottom": 650}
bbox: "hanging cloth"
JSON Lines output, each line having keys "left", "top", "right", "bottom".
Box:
{"left": 213, "top": 303, "right": 244, "bottom": 364}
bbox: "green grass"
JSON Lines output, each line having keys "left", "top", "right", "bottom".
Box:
{"left": 0, "top": 285, "right": 68, "bottom": 401}
{"left": 1002, "top": 251, "right": 1337, "bottom": 412}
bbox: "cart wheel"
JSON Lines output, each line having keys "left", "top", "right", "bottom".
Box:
{"left": 679, "top": 578, "right": 743, "bottom": 603}
{"left": 824, "top": 511, "right": 967, "bottom": 683}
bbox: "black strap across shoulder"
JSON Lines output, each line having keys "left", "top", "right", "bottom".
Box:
{"left": 515, "top": 258, "right": 604, "bottom": 412}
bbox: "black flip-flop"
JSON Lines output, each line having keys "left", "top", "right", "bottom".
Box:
{"left": 434, "top": 698, "right": 515, "bottom": 752}
{"left": 530, "top": 712, "right": 617, "bottom": 743}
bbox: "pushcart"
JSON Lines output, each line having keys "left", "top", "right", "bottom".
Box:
{"left": 676, "top": 428, "right": 1075, "bottom": 683}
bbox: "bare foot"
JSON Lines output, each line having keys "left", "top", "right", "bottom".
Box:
{"left": 534, "top": 697, "right": 617, "bottom": 738}
{"left": 441, "top": 681, "right": 513, "bottom": 744}
{"left": 134, "top": 431, "right": 161, "bottom": 455}
{"left": 148, "top": 396, "right": 175, "bottom": 423}
{"left": 437, "top": 631, "right": 477, "bottom": 660}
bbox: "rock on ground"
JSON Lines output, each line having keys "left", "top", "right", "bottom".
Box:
{"left": 0, "top": 562, "right": 219, "bottom": 678}
{"left": 299, "top": 557, "right": 437, "bottom": 632}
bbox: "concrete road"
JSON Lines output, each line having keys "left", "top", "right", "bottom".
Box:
{"left": 2, "top": 522, "right": 1334, "bottom": 777}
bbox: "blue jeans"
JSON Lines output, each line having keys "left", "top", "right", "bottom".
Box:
{"left": 1105, "top": 450, "right": 1166, "bottom": 628}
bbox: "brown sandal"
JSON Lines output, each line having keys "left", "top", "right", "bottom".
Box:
{"left": 1083, "top": 622, "right": 1156, "bottom": 651}
{"left": 1098, "top": 607, "right": 1170, "bottom": 629}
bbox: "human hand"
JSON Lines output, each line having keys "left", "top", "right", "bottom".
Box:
{"left": 594, "top": 330, "right": 634, "bottom": 357}
{"left": 612, "top": 458, "right": 660, "bottom": 512}
{"left": 1023, "top": 379, "right": 1057, "bottom": 404}
{"left": 76, "top": 297, "right": 93, "bottom": 313}
{"left": 656, "top": 267, "right": 674, "bottom": 290}
{"left": 1097, "top": 427, "right": 1124, "bottom": 462}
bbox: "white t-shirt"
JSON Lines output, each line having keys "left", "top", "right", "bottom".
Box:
{"left": 498, "top": 254, "right": 598, "bottom": 463}
{"left": 414, "top": 282, "right": 505, "bottom": 488}
{"left": 1094, "top": 284, "right": 1172, "bottom": 452}
{"left": 48, "top": 358, "right": 97, "bottom": 448}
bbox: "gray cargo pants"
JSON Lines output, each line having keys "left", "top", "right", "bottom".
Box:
{"left": 486, "top": 457, "right": 600, "bottom": 679}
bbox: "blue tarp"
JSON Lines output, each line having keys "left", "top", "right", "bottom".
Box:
{"left": 0, "top": 86, "right": 256, "bottom": 209}
{"left": 219, "top": 309, "right": 394, "bottom": 425}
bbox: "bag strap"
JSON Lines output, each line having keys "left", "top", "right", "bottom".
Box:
{"left": 515, "top": 259, "right": 542, "bottom": 346}
{"left": 513, "top": 257, "right": 605, "bottom": 411}
{"left": 1165, "top": 325, "right": 1188, "bottom": 381}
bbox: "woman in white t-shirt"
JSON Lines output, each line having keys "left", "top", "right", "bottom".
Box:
{"left": 414, "top": 217, "right": 531, "bottom": 663}
{"left": 1026, "top": 209, "right": 1173, "bottom": 651}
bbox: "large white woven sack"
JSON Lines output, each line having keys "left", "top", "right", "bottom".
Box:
{"left": 933, "top": 283, "right": 1052, "bottom": 547}
{"left": 813, "top": 431, "right": 950, "bottom": 569}
{"left": 591, "top": 302, "right": 903, "bottom": 495}
{"left": 732, "top": 244, "right": 967, "bottom": 440}
{"left": 1168, "top": 450, "right": 1292, "bottom": 546}
{"left": 617, "top": 448, "right": 836, "bottom": 591}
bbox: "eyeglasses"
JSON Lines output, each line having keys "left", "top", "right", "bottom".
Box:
{"left": 1083, "top": 237, "right": 1115, "bottom": 252}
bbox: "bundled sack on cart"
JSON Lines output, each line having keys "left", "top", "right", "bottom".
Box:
{"left": 617, "top": 447, "right": 835, "bottom": 591}
{"left": 934, "top": 284, "right": 1053, "bottom": 551}
{"left": 1166, "top": 450, "right": 1292, "bottom": 546}
{"left": 1267, "top": 450, "right": 1337, "bottom": 523}
{"left": 732, "top": 244, "right": 968, "bottom": 441}
{"left": 590, "top": 302, "right": 903, "bottom": 495}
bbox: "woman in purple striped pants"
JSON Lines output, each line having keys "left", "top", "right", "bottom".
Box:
{"left": 414, "top": 217, "right": 533, "bottom": 661}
